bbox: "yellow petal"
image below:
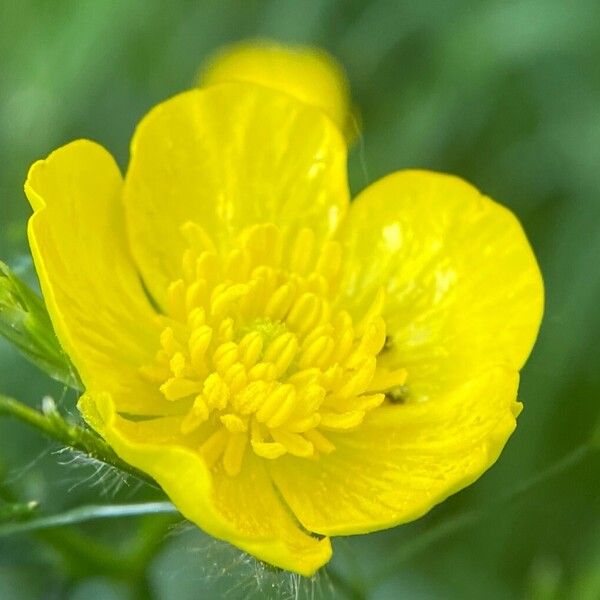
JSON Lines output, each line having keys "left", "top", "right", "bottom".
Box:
{"left": 200, "top": 40, "right": 356, "bottom": 142}
{"left": 24, "top": 140, "right": 167, "bottom": 415}
{"left": 78, "top": 392, "right": 332, "bottom": 576}
{"left": 336, "top": 170, "right": 544, "bottom": 401}
{"left": 124, "top": 83, "right": 349, "bottom": 307}
{"left": 268, "top": 367, "right": 521, "bottom": 535}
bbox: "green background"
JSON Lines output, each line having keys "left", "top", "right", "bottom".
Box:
{"left": 1, "top": 1, "right": 599, "bottom": 598}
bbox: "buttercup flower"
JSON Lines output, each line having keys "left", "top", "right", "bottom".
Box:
{"left": 24, "top": 43, "right": 543, "bottom": 576}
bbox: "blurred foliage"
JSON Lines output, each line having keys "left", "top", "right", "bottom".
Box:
{"left": 0, "top": 0, "right": 599, "bottom": 599}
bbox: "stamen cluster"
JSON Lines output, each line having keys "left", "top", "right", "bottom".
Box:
{"left": 142, "top": 222, "right": 405, "bottom": 475}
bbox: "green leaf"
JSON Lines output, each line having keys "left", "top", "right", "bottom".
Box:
{"left": 0, "top": 260, "right": 81, "bottom": 389}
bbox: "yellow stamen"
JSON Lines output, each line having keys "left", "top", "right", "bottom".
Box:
{"left": 200, "top": 429, "right": 228, "bottom": 468}
{"left": 160, "top": 377, "right": 202, "bottom": 401}
{"left": 223, "top": 432, "right": 248, "bottom": 476}
{"left": 220, "top": 414, "right": 248, "bottom": 432}
{"left": 142, "top": 222, "right": 405, "bottom": 476}
{"left": 238, "top": 331, "right": 264, "bottom": 367}
{"left": 271, "top": 429, "right": 314, "bottom": 457}
{"left": 251, "top": 440, "right": 287, "bottom": 459}
{"left": 320, "top": 410, "right": 365, "bottom": 430}
{"left": 289, "top": 227, "right": 314, "bottom": 274}
{"left": 304, "top": 429, "right": 335, "bottom": 454}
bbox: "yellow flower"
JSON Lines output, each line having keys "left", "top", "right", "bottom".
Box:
{"left": 24, "top": 46, "right": 543, "bottom": 576}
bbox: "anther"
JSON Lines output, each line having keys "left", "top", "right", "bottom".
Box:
{"left": 223, "top": 432, "right": 248, "bottom": 476}
{"left": 160, "top": 377, "right": 202, "bottom": 401}
{"left": 270, "top": 430, "right": 314, "bottom": 457}
{"left": 238, "top": 331, "right": 264, "bottom": 367}
{"left": 290, "top": 228, "right": 315, "bottom": 274}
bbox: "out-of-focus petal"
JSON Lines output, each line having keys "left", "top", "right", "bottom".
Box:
{"left": 200, "top": 40, "right": 356, "bottom": 141}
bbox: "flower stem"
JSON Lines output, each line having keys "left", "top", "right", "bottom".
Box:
{"left": 0, "top": 502, "right": 177, "bottom": 536}
{"left": 0, "top": 394, "right": 154, "bottom": 485}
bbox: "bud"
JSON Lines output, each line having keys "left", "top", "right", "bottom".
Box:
{"left": 199, "top": 40, "right": 358, "bottom": 142}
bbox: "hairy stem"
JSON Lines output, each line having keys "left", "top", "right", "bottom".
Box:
{"left": 0, "top": 394, "right": 154, "bottom": 485}
{"left": 0, "top": 484, "right": 178, "bottom": 585}
{"left": 0, "top": 502, "right": 178, "bottom": 537}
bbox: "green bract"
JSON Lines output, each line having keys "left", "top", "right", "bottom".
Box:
{"left": 0, "top": 261, "right": 80, "bottom": 389}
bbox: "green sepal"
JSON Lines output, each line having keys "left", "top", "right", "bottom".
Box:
{"left": 0, "top": 260, "right": 81, "bottom": 389}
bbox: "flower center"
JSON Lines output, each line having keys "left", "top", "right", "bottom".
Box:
{"left": 141, "top": 222, "right": 407, "bottom": 476}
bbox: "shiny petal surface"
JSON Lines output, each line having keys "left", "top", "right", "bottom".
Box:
{"left": 124, "top": 83, "right": 349, "bottom": 307}
{"left": 336, "top": 170, "right": 544, "bottom": 401}
{"left": 200, "top": 40, "right": 355, "bottom": 140}
{"left": 25, "top": 140, "right": 165, "bottom": 414}
{"left": 79, "top": 392, "right": 332, "bottom": 576}
{"left": 269, "top": 367, "right": 520, "bottom": 535}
